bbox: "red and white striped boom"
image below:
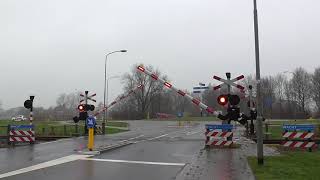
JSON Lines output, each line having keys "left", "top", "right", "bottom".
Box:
{"left": 93, "top": 84, "right": 143, "bottom": 116}
{"left": 136, "top": 65, "right": 214, "bottom": 114}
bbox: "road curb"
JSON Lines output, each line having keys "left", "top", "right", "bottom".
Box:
{"left": 97, "top": 141, "right": 133, "bottom": 153}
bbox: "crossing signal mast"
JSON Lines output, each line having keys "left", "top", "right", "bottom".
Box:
{"left": 213, "top": 73, "right": 250, "bottom": 125}
{"left": 73, "top": 91, "right": 96, "bottom": 123}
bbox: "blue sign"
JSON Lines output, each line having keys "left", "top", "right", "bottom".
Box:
{"left": 86, "top": 116, "right": 96, "bottom": 128}
{"left": 205, "top": 124, "right": 233, "bottom": 130}
{"left": 264, "top": 97, "right": 273, "bottom": 108}
{"left": 193, "top": 91, "right": 201, "bottom": 93}
{"left": 193, "top": 86, "right": 209, "bottom": 90}
{"left": 283, "top": 124, "right": 315, "bottom": 131}
{"left": 10, "top": 125, "right": 34, "bottom": 129}
{"left": 177, "top": 112, "right": 183, "bottom": 118}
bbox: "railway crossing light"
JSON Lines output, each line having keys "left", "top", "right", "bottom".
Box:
{"left": 78, "top": 104, "right": 85, "bottom": 112}
{"left": 85, "top": 104, "right": 95, "bottom": 111}
{"left": 24, "top": 96, "right": 34, "bottom": 109}
{"left": 229, "top": 95, "right": 240, "bottom": 106}
{"left": 24, "top": 100, "right": 32, "bottom": 109}
{"left": 217, "top": 94, "right": 228, "bottom": 106}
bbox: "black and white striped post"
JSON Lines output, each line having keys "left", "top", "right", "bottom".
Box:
{"left": 24, "top": 96, "right": 35, "bottom": 131}
{"left": 29, "top": 96, "right": 34, "bottom": 129}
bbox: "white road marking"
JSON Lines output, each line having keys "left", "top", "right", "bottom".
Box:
{"left": 128, "top": 135, "right": 145, "bottom": 140}
{"left": 82, "top": 158, "right": 185, "bottom": 166}
{"left": 39, "top": 138, "right": 71, "bottom": 145}
{"left": 0, "top": 155, "right": 92, "bottom": 179}
{"left": 147, "top": 133, "right": 169, "bottom": 141}
{"left": 186, "top": 130, "right": 201, "bottom": 136}
{"left": 117, "top": 135, "right": 145, "bottom": 144}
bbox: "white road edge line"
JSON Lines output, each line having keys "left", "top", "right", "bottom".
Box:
{"left": 186, "top": 130, "right": 201, "bottom": 136}
{"left": 82, "top": 158, "right": 185, "bottom": 166}
{"left": 146, "top": 133, "right": 169, "bottom": 141}
{"left": 117, "top": 135, "right": 145, "bottom": 143}
{"left": 0, "top": 155, "right": 92, "bottom": 179}
{"left": 40, "top": 138, "right": 71, "bottom": 145}
{"left": 127, "top": 134, "right": 145, "bottom": 141}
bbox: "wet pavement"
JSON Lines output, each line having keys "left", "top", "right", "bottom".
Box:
{"left": 0, "top": 121, "right": 279, "bottom": 180}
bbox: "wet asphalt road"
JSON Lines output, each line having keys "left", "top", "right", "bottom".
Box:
{"left": 0, "top": 120, "right": 278, "bottom": 180}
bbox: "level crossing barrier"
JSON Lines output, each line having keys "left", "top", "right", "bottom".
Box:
{"left": 281, "top": 124, "right": 317, "bottom": 151}
{"left": 8, "top": 125, "right": 35, "bottom": 145}
{"left": 205, "top": 124, "right": 234, "bottom": 147}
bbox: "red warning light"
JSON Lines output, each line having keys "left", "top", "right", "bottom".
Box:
{"left": 217, "top": 95, "right": 228, "bottom": 106}
{"left": 78, "top": 104, "right": 85, "bottom": 112}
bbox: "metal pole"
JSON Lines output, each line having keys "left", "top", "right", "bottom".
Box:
{"left": 226, "top": 72, "right": 231, "bottom": 124}
{"left": 253, "top": 0, "right": 264, "bottom": 165}
{"left": 102, "top": 50, "right": 127, "bottom": 134}
{"left": 29, "top": 96, "right": 35, "bottom": 131}
{"left": 249, "top": 85, "right": 255, "bottom": 135}
{"left": 103, "top": 55, "right": 107, "bottom": 134}
{"left": 106, "top": 78, "right": 109, "bottom": 120}
{"left": 85, "top": 91, "right": 88, "bottom": 135}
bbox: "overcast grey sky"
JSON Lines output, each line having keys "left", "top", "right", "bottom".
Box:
{"left": 0, "top": 0, "right": 319, "bottom": 109}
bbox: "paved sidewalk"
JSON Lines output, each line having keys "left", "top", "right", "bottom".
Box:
{"left": 177, "top": 126, "right": 280, "bottom": 180}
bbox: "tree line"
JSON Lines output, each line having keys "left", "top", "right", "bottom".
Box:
{"left": 0, "top": 65, "right": 319, "bottom": 120}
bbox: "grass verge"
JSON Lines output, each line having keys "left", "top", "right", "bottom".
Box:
{"left": 0, "top": 120, "right": 128, "bottom": 136}
{"left": 248, "top": 151, "right": 320, "bottom": 180}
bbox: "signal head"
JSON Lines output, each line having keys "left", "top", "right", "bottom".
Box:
{"left": 73, "top": 116, "right": 80, "bottom": 123}
{"left": 229, "top": 95, "right": 240, "bottom": 106}
{"left": 78, "top": 104, "right": 85, "bottom": 112}
{"left": 217, "top": 94, "right": 228, "bottom": 106}
{"left": 85, "top": 104, "right": 95, "bottom": 111}
{"left": 24, "top": 100, "right": 32, "bottom": 109}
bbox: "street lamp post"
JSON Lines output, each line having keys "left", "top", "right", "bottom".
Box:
{"left": 253, "top": 0, "right": 264, "bottom": 165}
{"left": 103, "top": 50, "right": 127, "bottom": 134}
{"left": 106, "top": 75, "right": 120, "bottom": 120}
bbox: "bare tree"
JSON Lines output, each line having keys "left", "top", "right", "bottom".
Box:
{"left": 174, "top": 89, "right": 190, "bottom": 113}
{"left": 312, "top": 67, "right": 320, "bottom": 114}
{"left": 55, "top": 91, "right": 82, "bottom": 120}
{"left": 291, "top": 67, "right": 312, "bottom": 114}
{"left": 260, "top": 76, "right": 276, "bottom": 118}
{"left": 122, "top": 64, "right": 166, "bottom": 119}
{"left": 273, "top": 74, "right": 287, "bottom": 118}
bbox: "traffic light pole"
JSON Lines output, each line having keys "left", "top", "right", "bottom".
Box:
{"left": 253, "top": 0, "right": 264, "bottom": 165}
{"left": 29, "top": 96, "right": 34, "bottom": 130}
{"left": 249, "top": 86, "right": 255, "bottom": 135}
{"left": 84, "top": 91, "right": 89, "bottom": 134}
{"left": 226, "top": 72, "right": 231, "bottom": 125}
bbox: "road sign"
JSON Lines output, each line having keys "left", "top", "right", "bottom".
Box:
{"left": 283, "top": 124, "right": 315, "bottom": 131}
{"left": 213, "top": 74, "right": 244, "bottom": 90}
{"left": 80, "top": 91, "right": 96, "bottom": 103}
{"left": 86, "top": 116, "right": 96, "bottom": 128}
{"left": 10, "top": 125, "right": 34, "bottom": 129}
{"left": 205, "top": 124, "right": 233, "bottom": 130}
{"left": 193, "top": 86, "right": 209, "bottom": 90}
